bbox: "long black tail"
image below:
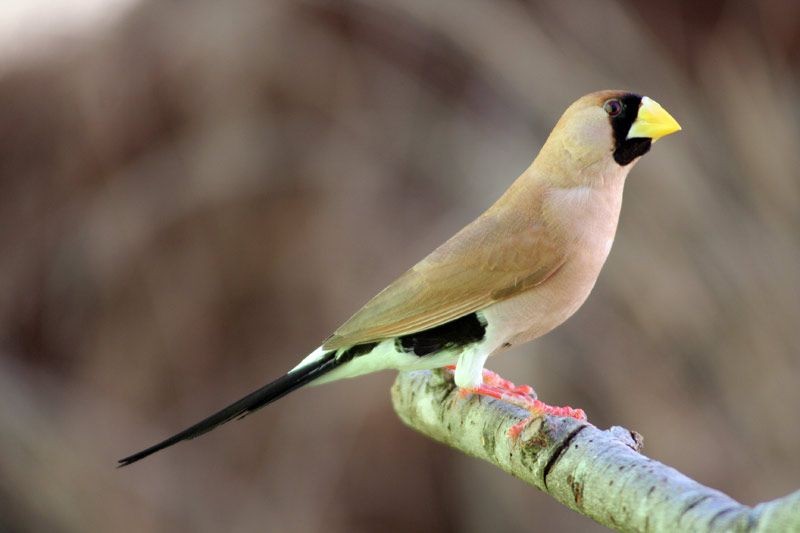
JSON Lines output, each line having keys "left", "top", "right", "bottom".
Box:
{"left": 118, "top": 351, "right": 338, "bottom": 467}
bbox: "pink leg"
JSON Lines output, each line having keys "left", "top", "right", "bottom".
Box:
{"left": 444, "top": 366, "right": 587, "bottom": 437}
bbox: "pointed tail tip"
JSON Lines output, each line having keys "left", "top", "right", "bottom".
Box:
{"left": 116, "top": 351, "right": 341, "bottom": 469}
{"left": 117, "top": 437, "right": 179, "bottom": 467}
{"left": 117, "top": 449, "right": 153, "bottom": 468}
{"left": 117, "top": 457, "right": 136, "bottom": 468}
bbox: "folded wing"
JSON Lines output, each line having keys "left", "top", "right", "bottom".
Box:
{"left": 323, "top": 196, "right": 565, "bottom": 350}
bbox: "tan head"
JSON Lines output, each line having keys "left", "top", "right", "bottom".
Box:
{"left": 537, "top": 90, "right": 681, "bottom": 185}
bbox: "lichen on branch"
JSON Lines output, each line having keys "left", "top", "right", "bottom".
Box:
{"left": 391, "top": 369, "right": 800, "bottom": 533}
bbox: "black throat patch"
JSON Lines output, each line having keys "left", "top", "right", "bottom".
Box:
{"left": 611, "top": 94, "right": 652, "bottom": 166}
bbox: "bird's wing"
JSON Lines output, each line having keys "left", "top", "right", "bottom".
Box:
{"left": 323, "top": 204, "right": 565, "bottom": 350}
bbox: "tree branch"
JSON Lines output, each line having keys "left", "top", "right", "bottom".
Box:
{"left": 391, "top": 370, "right": 800, "bottom": 532}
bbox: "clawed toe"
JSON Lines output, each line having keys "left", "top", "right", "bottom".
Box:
{"left": 444, "top": 366, "right": 587, "bottom": 437}
{"left": 507, "top": 401, "right": 587, "bottom": 438}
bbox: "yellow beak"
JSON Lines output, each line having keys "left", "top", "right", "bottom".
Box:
{"left": 626, "top": 97, "right": 681, "bottom": 142}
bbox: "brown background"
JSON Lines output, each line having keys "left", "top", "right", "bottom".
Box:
{"left": 1, "top": 1, "right": 799, "bottom": 531}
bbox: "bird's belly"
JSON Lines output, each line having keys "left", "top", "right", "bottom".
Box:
{"left": 483, "top": 242, "right": 611, "bottom": 347}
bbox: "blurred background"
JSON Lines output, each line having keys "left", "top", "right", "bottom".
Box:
{"left": 1, "top": 0, "right": 799, "bottom": 531}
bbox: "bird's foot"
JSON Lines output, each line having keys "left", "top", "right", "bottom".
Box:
{"left": 444, "top": 366, "right": 586, "bottom": 437}
{"left": 481, "top": 368, "right": 537, "bottom": 396}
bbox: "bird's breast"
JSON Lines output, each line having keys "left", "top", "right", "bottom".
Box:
{"left": 484, "top": 182, "right": 625, "bottom": 347}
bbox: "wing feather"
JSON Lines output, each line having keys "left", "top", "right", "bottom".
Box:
{"left": 323, "top": 188, "right": 565, "bottom": 351}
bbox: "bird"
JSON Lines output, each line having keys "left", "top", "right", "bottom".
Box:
{"left": 119, "top": 90, "right": 681, "bottom": 466}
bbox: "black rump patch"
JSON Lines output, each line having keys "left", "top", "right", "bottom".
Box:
{"left": 337, "top": 342, "right": 379, "bottom": 363}
{"left": 396, "top": 312, "right": 487, "bottom": 356}
{"left": 610, "top": 93, "right": 652, "bottom": 166}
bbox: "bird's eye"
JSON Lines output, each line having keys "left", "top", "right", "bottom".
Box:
{"left": 604, "top": 99, "right": 623, "bottom": 117}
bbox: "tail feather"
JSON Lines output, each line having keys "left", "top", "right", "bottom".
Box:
{"left": 118, "top": 351, "right": 337, "bottom": 467}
